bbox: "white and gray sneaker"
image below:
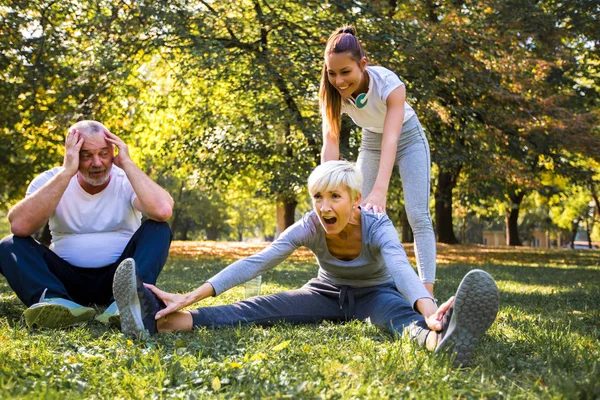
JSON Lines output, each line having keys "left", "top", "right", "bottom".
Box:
{"left": 112, "top": 258, "right": 164, "bottom": 339}
{"left": 435, "top": 269, "right": 500, "bottom": 366}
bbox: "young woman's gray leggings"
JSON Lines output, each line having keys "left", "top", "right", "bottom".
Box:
{"left": 190, "top": 278, "right": 431, "bottom": 346}
{"left": 357, "top": 116, "right": 436, "bottom": 283}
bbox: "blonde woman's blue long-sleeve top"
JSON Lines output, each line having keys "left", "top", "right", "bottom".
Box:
{"left": 206, "top": 210, "right": 433, "bottom": 309}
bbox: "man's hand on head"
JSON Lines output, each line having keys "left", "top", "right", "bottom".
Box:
{"left": 64, "top": 128, "right": 84, "bottom": 176}
{"left": 103, "top": 130, "right": 133, "bottom": 169}
{"left": 103, "top": 128, "right": 173, "bottom": 220}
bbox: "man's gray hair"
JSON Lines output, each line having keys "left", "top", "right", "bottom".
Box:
{"left": 69, "top": 120, "right": 108, "bottom": 139}
{"left": 308, "top": 160, "right": 363, "bottom": 199}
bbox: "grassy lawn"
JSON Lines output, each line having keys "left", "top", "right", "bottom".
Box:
{"left": 1, "top": 242, "right": 599, "bottom": 399}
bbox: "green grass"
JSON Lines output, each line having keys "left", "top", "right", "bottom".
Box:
{"left": 0, "top": 213, "right": 10, "bottom": 238}
{"left": 1, "top": 242, "right": 599, "bottom": 399}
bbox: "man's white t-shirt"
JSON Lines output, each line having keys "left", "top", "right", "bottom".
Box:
{"left": 342, "top": 66, "right": 416, "bottom": 133}
{"left": 27, "top": 166, "right": 142, "bottom": 268}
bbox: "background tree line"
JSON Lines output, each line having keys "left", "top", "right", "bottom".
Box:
{"left": 1, "top": 0, "right": 599, "bottom": 244}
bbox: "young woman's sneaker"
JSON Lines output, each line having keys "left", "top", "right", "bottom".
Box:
{"left": 112, "top": 258, "right": 164, "bottom": 339}
{"left": 435, "top": 269, "right": 500, "bottom": 366}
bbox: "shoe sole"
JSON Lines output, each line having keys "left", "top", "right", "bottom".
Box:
{"left": 24, "top": 304, "right": 95, "bottom": 329}
{"left": 436, "top": 269, "right": 500, "bottom": 366}
{"left": 95, "top": 313, "right": 121, "bottom": 327}
{"left": 113, "top": 259, "right": 147, "bottom": 338}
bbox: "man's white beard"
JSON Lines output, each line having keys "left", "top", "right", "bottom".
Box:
{"left": 82, "top": 169, "right": 110, "bottom": 186}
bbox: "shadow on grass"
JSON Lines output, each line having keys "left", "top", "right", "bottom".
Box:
{"left": 439, "top": 262, "right": 598, "bottom": 287}
{"left": 0, "top": 297, "right": 25, "bottom": 327}
{"left": 436, "top": 243, "right": 600, "bottom": 268}
{"left": 437, "top": 263, "right": 600, "bottom": 338}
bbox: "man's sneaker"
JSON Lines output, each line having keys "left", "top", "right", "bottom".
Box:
{"left": 95, "top": 301, "right": 120, "bottom": 327}
{"left": 112, "top": 258, "right": 164, "bottom": 338}
{"left": 24, "top": 292, "right": 95, "bottom": 329}
{"left": 435, "top": 269, "right": 500, "bottom": 366}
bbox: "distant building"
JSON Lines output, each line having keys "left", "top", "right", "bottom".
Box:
{"left": 482, "top": 227, "right": 569, "bottom": 248}
{"left": 523, "top": 228, "right": 567, "bottom": 248}
{"left": 482, "top": 230, "right": 505, "bottom": 246}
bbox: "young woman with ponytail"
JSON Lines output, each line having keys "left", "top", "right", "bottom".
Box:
{"left": 319, "top": 26, "right": 436, "bottom": 296}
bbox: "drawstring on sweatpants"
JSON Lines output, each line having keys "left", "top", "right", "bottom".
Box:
{"left": 338, "top": 285, "right": 355, "bottom": 319}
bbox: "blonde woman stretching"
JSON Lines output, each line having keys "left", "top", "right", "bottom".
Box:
{"left": 113, "top": 161, "right": 499, "bottom": 366}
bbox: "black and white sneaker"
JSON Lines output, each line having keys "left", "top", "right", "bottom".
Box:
{"left": 112, "top": 258, "right": 164, "bottom": 339}
{"left": 435, "top": 269, "right": 500, "bottom": 366}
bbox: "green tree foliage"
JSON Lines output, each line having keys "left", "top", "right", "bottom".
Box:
{"left": 0, "top": 0, "right": 160, "bottom": 208}
{"left": 134, "top": 0, "right": 328, "bottom": 233}
{"left": 394, "top": 0, "right": 600, "bottom": 244}
{"left": 2, "top": 0, "right": 598, "bottom": 243}
{"left": 547, "top": 158, "right": 600, "bottom": 246}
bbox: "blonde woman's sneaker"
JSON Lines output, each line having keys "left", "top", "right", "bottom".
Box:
{"left": 435, "top": 269, "right": 500, "bottom": 366}
{"left": 95, "top": 301, "right": 120, "bottom": 327}
{"left": 113, "top": 258, "right": 164, "bottom": 339}
{"left": 24, "top": 292, "right": 95, "bottom": 329}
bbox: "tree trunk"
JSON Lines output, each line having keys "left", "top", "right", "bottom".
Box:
{"left": 591, "top": 183, "right": 600, "bottom": 222}
{"left": 387, "top": 0, "right": 397, "bottom": 17}
{"left": 505, "top": 190, "right": 525, "bottom": 246}
{"left": 570, "top": 218, "right": 579, "bottom": 249}
{"left": 181, "top": 221, "right": 190, "bottom": 241}
{"left": 399, "top": 204, "right": 413, "bottom": 243}
{"left": 206, "top": 226, "right": 218, "bottom": 241}
{"left": 276, "top": 195, "right": 297, "bottom": 238}
{"left": 434, "top": 169, "right": 460, "bottom": 244}
{"left": 585, "top": 216, "right": 594, "bottom": 249}
{"left": 170, "top": 182, "right": 185, "bottom": 239}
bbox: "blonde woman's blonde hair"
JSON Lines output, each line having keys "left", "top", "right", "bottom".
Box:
{"left": 308, "top": 160, "right": 363, "bottom": 200}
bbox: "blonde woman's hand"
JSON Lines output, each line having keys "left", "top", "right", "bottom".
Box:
{"left": 425, "top": 296, "right": 454, "bottom": 331}
{"left": 144, "top": 283, "right": 190, "bottom": 319}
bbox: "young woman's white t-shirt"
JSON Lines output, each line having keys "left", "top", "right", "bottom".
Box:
{"left": 27, "top": 166, "right": 141, "bottom": 268}
{"left": 341, "top": 66, "right": 416, "bottom": 133}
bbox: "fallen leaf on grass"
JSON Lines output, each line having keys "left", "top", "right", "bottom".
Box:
{"left": 212, "top": 376, "right": 221, "bottom": 391}
{"left": 272, "top": 340, "right": 291, "bottom": 352}
{"left": 250, "top": 352, "right": 268, "bottom": 361}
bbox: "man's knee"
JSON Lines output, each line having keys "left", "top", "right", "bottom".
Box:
{"left": 0, "top": 234, "right": 13, "bottom": 249}
{"left": 139, "top": 220, "right": 173, "bottom": 240}
{"left": 142, "top": 219, "right": 172, "bottom": 231}
{"left": 0, "top": 235, "right": 12, "bottom": 262}
{"left": 0, "top": 234, "right": 35, "bottom": 254}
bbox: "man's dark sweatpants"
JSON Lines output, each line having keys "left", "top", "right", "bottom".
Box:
{"left": 0, "top": 220, "right": 172, "bottom": 307}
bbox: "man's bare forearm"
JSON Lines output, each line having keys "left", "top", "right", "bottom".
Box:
{"left": 8, "top": 169, "right": 72, "bottom": 237}
{"left": 121, "top": 160, "right": 173, "bottom": 221}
